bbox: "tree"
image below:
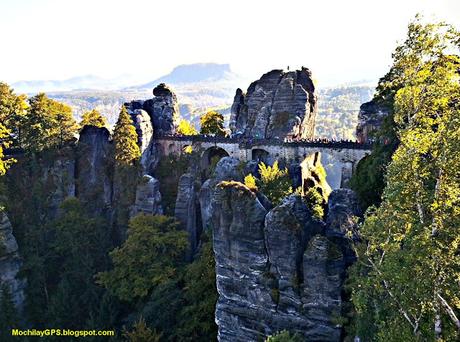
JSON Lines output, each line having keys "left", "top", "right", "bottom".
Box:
{"left": 177, "top": 119, "right": 198, "bottom": 136}
{"left": 79, "top": 109, "right": 107, "bottom": 129}
{"left": 0, "top": 82, "right": 27, "bottom": 148}
{"left": 113, "top": 106, "right": 141, "bottom": 165}
{"left": 47, "top": 198, "right": 111, "bottom": 328}
{"left": 256, "top": 161, "right": 292, "bottom": 205}
{"left": 123, "top": 317, "right": 162, "bottom": 342}
{"left": 51, "top": 101, "right": 78, "bottom": 148}
{"left": 22, "top": 93, "right": 77, "bottom": 151}
{"left": 175, "top": 239, "right": 218, "bottom": 341}
{"left": 97, "top": 215, "right": 188, "bottom": 302}
{"left": 304, "top": 187, "right": 324, "bottom": 220}
{"left": 350, "top": 17, "right": 460, "bottom": 341}
{"left": 200, "top": 110, "right": 226, "bottom": 136}
{"left": 0, "top": 284, "right": 18, "bottom": 342}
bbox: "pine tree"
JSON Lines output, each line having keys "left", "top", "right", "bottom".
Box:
{"left": 23, "top": 93, "right": 77, "bottom": 151}
{"left": 50, "top": 101, "right": 78, "bottom": 148}
{"left": 80, "top": 109, "right": 107, "bottom": 129}
{"left": 123, "top": 317, "right": 162, "bottom": 342}
{"left": 97, "top": 215, "right": 188, "bottom": 302}
{"left": 0, "top": 284, "right": 18, "bottom": 342}
{"left": 113, "top": 106, "right": 141, "bottom": 165}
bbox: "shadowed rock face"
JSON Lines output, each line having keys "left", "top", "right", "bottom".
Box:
{"left": 131, "top": 175, "right": 163, "bottom": 217}
{"left": 77, "top": 126, "right": 113, "bottom": 216}
{"left": 0, "top": 213, "right": 25, "bottom": 311}
{"left": 175, "top": 173, "right": 201, "bottom": 259}
{"left": 211, "top": 183, "right": 361, "bottom": 341}
{"left": 230, "top": 67, "right": 317, "bottom": 140}
{"left": 326, "top": 189, "right": 362, "bottom": 266}
{"left": 356, "top": 100, "right": 390, "bottom": 143}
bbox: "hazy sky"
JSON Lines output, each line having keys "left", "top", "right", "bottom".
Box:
{"left": 1, "top": 0, "right": 459, "bottom": 87}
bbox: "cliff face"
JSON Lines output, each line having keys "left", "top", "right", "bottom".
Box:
{"left": 0, "top": 213, "right": 25, "bottom": 310}
{"left": 230, "top": 67, "right": 317, "bottom": 140}
{"left": 210, "top": 163, "right": 361, "bottom": 341}
{"left": 76, "top": 126, "right": 114, "bottom": 217}
{"left": 356, "top": 100, "right": 390, "bottom": 143}
{"left": 126, "top": 83, "right": 180, "bottom": 136}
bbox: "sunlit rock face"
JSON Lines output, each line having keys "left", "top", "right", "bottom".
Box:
{"left": 230, "top": 67, "right": 317, "bottom": 140}
{"left": 211, "top": 180, "right": 361, "bottom": 341}
{"left": 125, "top": 83, "right": 180, "bottom": 137}
{"left": 356, "top": 99, "right": 390, "bottom": 143}
{"left": 128, "top": 108, "right": 154, "bottom": 154}
{"left": 0, "top": 213, "right": 25, "bottom": 311}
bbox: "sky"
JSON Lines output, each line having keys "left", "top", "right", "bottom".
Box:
{"left": 0, "top": 0, "right": 459, "bottom": 87}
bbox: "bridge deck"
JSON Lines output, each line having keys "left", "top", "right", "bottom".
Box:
{"left": 155, "top": 135, "right": 372, "bottom": 150}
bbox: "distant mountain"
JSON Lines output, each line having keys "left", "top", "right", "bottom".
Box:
{"left": 137, "top": 63, "right": 240, "bottom": 88}
{"left": 12, "top": 74, "right": 149, "bottom": 94}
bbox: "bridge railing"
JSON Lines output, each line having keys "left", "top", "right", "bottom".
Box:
{"left": 155, "top": 133, "right": 373, "bottom": 150}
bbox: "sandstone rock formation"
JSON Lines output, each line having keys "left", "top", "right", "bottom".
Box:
{"left": 128, "top": 109, "right": 154, "bottom": 153}
{"left": 356, "top": 99, "right": 390, "bottom": 143}
{"left": 175, "top": 173, "right": 201, "bottom": 259}
{"left": 0, "top": 213, "right": 25, "bottom": 310}
{"left": 199, "top": 157, "right": 244, "bottom": 233}
{"left": 76, "top": 126, "right": 113, "bottom": 216}
{"left": 211, "top": 181, "right": 361, "bottom": 341}
{"left": 230, "top": 67, "right": 317, "bottom": 140}
{"left": 131, "top": 175, "right": 163, "bottom": 217}
{"left": 42, "top": 152, "right": 76, "bottom": 218}
{"left": 326, "top": 189, "right": 362, "bottom": 266}
{"left": 124, "top": 83, "right": 180, "bottom": 136}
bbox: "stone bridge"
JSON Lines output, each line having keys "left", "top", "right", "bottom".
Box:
{"left": 155, "top": 135, "right": 371, "bottom": 189}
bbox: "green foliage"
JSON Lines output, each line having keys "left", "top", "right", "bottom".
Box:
{"left": 349, "top": 17, "right": 460, "bottom": 341}
{"left": 175, "top": 240, "right": 218, "bottom": 341}
{"left": 0, "top": 82, "right": 27, "bottom": 148}
{"left": 349, "top": 140, "right": 396, "bottom": 209}
{"left": 154, "top": 154, "right": 193, "bottom": 215}
{"left": 244, "top": 173, "right": 258, "bottom": 191}
{"left": 98, "top": 215, "right": 188, "bottom": 302}
{"left": 113, "top": 106, "right": 140, "bottom": 166}
{"left": 123, "top": 317, "right": 162, "bottom": 342}
{"left": 305, "top": 187, "right": 324, "bottom": 220}
{"left": 257, "top": 161, "right": 293, "bottom": 205}
{"left": 23, "top": 93, "right": 78, "bottom": 152}
{"left": 265, "top": 330, "right": 303, "bottom": 342}
{"left": 47, "top": 197, "right": 113, "bottom": 328}
{"left": 0, "top": 285, "right": 18, "bottom": 342}
{"left": 80, "top": 109, "right": 108, "bottom": 129}
{"left": 177, "top": 118, "right": 198, "bottom": 135}
{"left": 199, "top": 110, "right": 226, "bottom": 136}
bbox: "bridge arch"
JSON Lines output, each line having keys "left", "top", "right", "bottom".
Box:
{"left": 251, "top": 148, "right": 270, "bottom": 163}
{"left": 201, "top": 146, "right": 230, "bottom": 172}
